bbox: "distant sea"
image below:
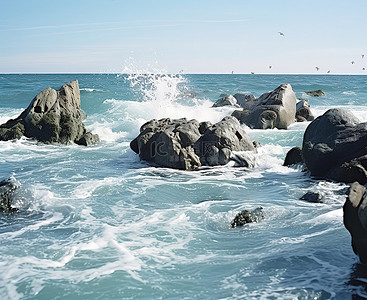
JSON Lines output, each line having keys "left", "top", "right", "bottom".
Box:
{"left": 1, "top": 73, "right": 367, "bottom": 299}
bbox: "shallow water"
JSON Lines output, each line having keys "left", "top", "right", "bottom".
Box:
{"left": 1, "top": 73, "right": 367, "bottom": 299}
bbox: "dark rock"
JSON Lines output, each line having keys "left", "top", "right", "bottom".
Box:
{"left": 302, "top": 108, "right": 367, "bottom": 184}
{"left": 0, "top": 178, "right": 19, "bottom": 212}
{"left": 231, "top": 207, "right": 264, "bottom": 228}
{"left": 212, "top": 95, "right": 239, "bottom": 107}
{"left": 233, "top": 93, "right": 257, "bottom": 109}
{"left": 284, "top": 146, "right": 304, "bottom": 166}
{"left": 195, "top": 116, "right": 255, "bottom": 166}
{"left": 131, "top": 116, "right": 256, "bottom": 170}
{"left": 300, "top": 192, "right": 324, "bottom": 203}
{"left": 296, "top": 99, "right": 314, "bottom": 122}
{"left": 198, "top": 121, "right": 212, "bottom": 134}
{"left": 0, "top": 81, "right": 99, "bottom": 146}
{"left": 231, "top": 84, "right": 297, "bottom": 129}
{"left": 343, "top": 182, "right": 367, "bottom": 264}
{"left": 305, "top": 89, "right": 326, "bottom": 97}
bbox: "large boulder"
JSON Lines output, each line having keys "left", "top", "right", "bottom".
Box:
{"left": 231, "top": 84, "right": 297, "bottom": 129}
{"left": 0, "top": 81, "right": 99, "bottom": 145}
{"left": 343, "top": 182, "right": 367, "bottom": 264}
{"left": 302, "top": 108, "right": 367, "bottom": 183}
{"left": 0, "top": 178, "right": 18, "bottom": 212}
{"left": 130, "top": 116, "right": 257, "bottom": 170}
{"left": 195, "top": 116, "right": 256, "bottom": 166}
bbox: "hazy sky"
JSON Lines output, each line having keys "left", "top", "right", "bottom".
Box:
{"left": 0, "top": 0, "right": 366, "bottom": 74}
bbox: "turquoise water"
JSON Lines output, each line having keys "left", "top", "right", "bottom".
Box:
{"left": 1, "top": 73, "right": 367, "bottom": 299}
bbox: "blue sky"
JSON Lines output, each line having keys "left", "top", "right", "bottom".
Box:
{"left": 0, "top": 0, "right": 366, "bottom": 74}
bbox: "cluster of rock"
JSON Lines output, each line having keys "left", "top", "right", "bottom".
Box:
{"left": 213, "top": 84, "right": 314, "bottom": 129}
{"left": 0, "top": 81, "right": 99, "bottom": 146}
{"left": 0, "top": 178, "right": 18, "bottom": 212}
{"left": 130, "top": 116, "right": 257, "bottom": 170}
{"left": 285, "top": 108, "right": 367, "bottom": 184}
{"left": 282, "top": 107, "right": 367, "bottom": 263}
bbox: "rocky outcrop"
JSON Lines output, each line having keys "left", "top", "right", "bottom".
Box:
{"left": 130, "top": 116, "right": 257, "bottom": 170}
{"left": 343, "top": 182, "right": 367, "bottom": 264}
{"left": 231, "top": 84, "right": 297, "bottom": 129}
{"left": 233, "top": 93, "right": 257, "bottom": 109}
{"left": 0, "top": 178, "right": 18, "bottom": 212}
{"left": 231, "top": 207, "right": 264, "bottom": 228}
{"left": 283, "top": 146, "right": 304, "bottom": 166}
{"left": 302, "top": 108, "right": 367, "bottom": 184}
{"left": 296, "top": 99, "right": 314, "bottom": 122}
{"left": 305, "top": 89, "right": 326, "bottom": 97}
{"left": 212, "top": 95, "right": 239, "bottom": 107}
{"left": 0, "top": 81, "right": 99, "bottom": 146}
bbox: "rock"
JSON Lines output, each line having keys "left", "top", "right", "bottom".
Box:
{"left": 230, "top": 151, "right": 256, "bottom": 167}
{"left": 300, "top": 192, "right": 324, "bottom": 203}
{"left": 233, "top": 93, "right": 257, "bottom": 109}
{"left": 296, "top": 99, "right": 314, "bottom": 122}
{"left": 0, "top": 81, "right": 99, "bottom": 145}
{"left": 343, "top": 182, "right": 367, "bottom": 264}
{"left": 0, "top": 178, "right": 18, "bottom": 212}
{"left": 305, "top": 89, "right": 326, "bottom": 97}
{"left": 195, "top": 116, "right": 255, "bottom": 166}
{"left": 231, "top": 207, "right": 264, "bottom": 228}
{"left": 130, "top": 118, "right": 201, "bottom": 170}
{"left": 302, "top": 108, "right": 367, "bottom": 183}
{"left": 212, "top": 95, "right": 239, "bottom": 107}
{"left": 198, "top": 121, "right": 212, "bottom": 134}
{"left": 284, "top": 146, "right": 304, "bottom": 166}
{"left": 231, "top": 84, "right": 297, "bottom": 129}
{"left": 130, "top": 116, "right": 257, "bottom": 170}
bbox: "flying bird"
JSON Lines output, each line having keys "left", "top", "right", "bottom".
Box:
{"left": 269, "top": 65, "right": 272, "bottom": 69}
{"left": 352, "top": 61, "right": 355, "bottom": 64}
{"left": 278, "top": 32, "right": 285, "bottom": 36}
{"left": 362, "top": 55, "right": 365, "bottom": 59}
{"left": 363, "top": 68, "right": 366, "bottom": 71}
{"left": 327, "top": 70, "right": 330, "bottom": 73}
{"left": 315, "top": 67, "right": 320, "bottom": 71}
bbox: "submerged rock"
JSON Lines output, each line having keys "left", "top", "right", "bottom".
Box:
{"left": 305, "top": 89, "right": 326, "bottom": 97}
{"left": 231, "top": 207, "right": 264, "bottom": 228}
{"left": 302, "top": 108, "right": 367, "bottom": 184}
{"left": 343, "top": 182, "right": 367, "bottom": 264}
{"left": 130, "top": 116, "right": 257, "bottom": 170}
{"left": 0, "top": 81, "right": 99, "bottom": 145}
{"left": 300, "top": 192, "right": 324, "bottom": 203}
{"left": 0, "top": 178, "right": 18, "bottom": 212}
{"left": 231, "top": 84, "right": 297, "bottom": 129}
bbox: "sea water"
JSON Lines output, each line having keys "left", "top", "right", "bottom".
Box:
{"left": 1, "top": 73, "right": 367, "bottom": 299}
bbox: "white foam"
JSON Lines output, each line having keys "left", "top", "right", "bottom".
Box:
{"left": 80, "top": 88, "right": 102, "bottom": 92}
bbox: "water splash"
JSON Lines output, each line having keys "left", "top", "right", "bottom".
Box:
{"left": 122, "top": 63, "right": 187, "bottom": 104}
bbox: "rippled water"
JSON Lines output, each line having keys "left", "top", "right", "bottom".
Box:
{"left": 1, "top": 73, "right": 367, "bottom": 299}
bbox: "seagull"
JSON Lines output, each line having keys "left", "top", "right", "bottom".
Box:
{"left": 315, "top": 67, "right": 320, "bottom": 71}
{"left": 362, "top": 55, "right": 365, "bottom": 59}
{"left": 278, "top": 32, "right": 285, "bottom": 36}
{"left": 327, "top": 70, "right": 330, "bottom": 73}
{"left": 363, "top": 68, "right": 366, "bottom": 71}
{"left": 352, "top": 61, "right": 355, "bottom": 64}
{"left": 269, "top": 65, "right": 272, "bottom": 69}
{"left": 231, "top": 71, "right": 234, "bottom": 74}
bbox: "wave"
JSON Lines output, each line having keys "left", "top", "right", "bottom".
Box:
{"left": 80, "top": 88, "right": 103, "bottom": 92}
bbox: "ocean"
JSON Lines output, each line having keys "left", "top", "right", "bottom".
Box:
{"left": 1, "top": 73, "right": 367, "bottom": 299}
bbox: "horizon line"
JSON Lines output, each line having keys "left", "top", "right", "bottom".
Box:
{"left": 1, "top": 72, "right": 366, "bottom": 76}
